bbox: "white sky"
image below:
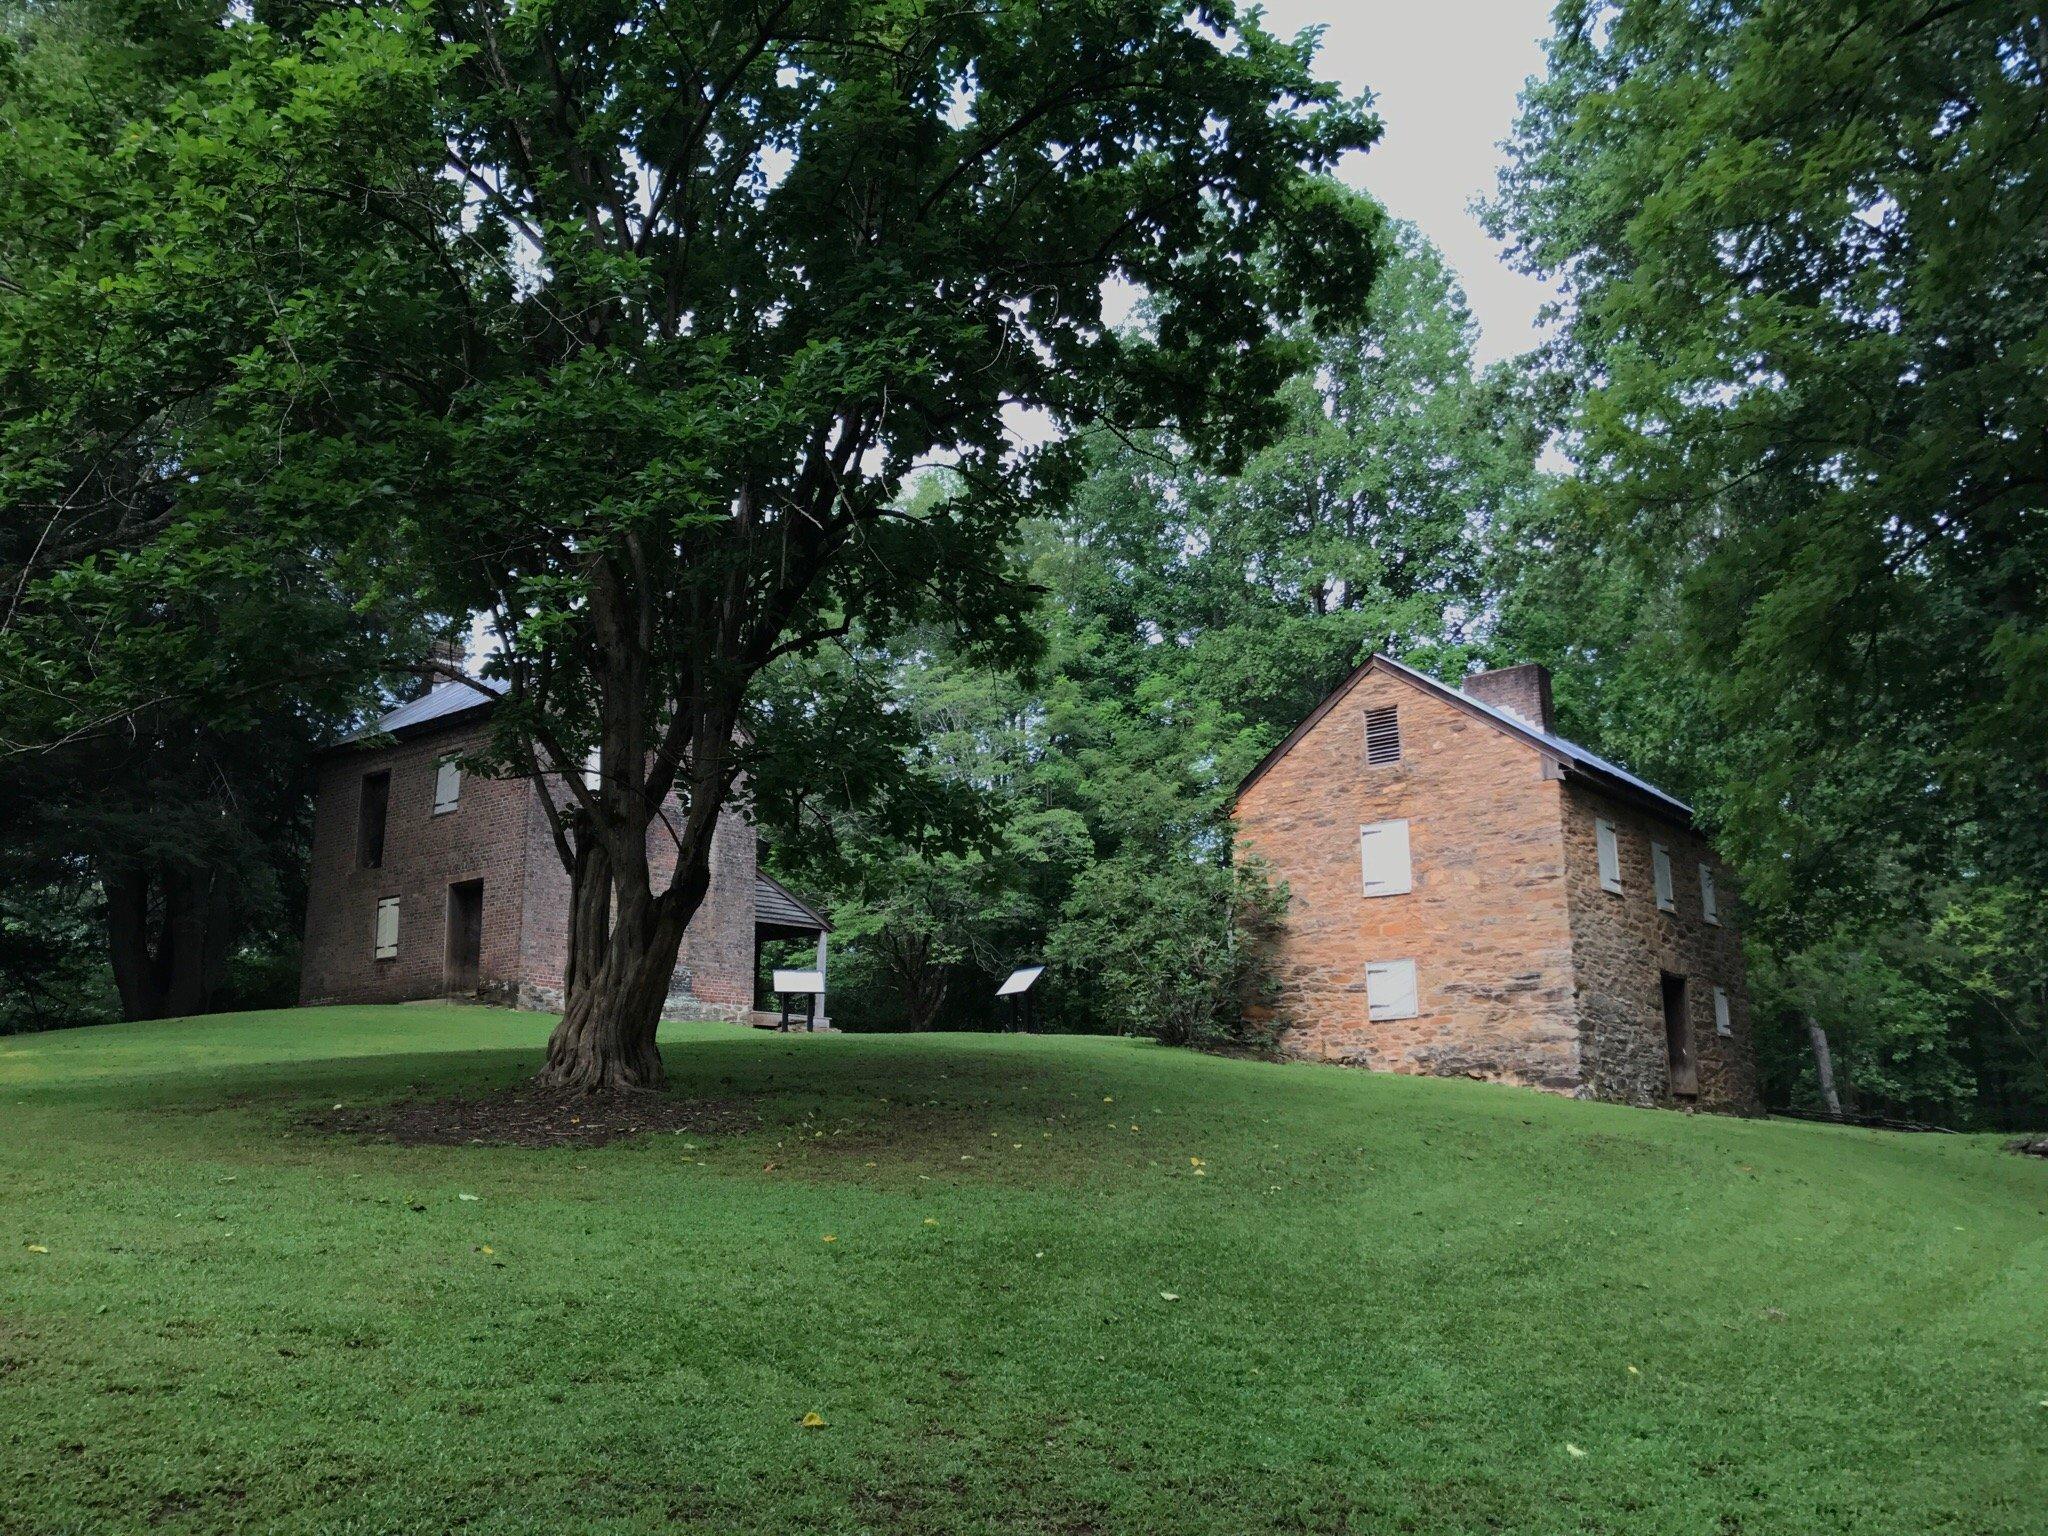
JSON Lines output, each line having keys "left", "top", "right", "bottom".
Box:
{"left": 1258, "top": 0, "right": 1562, "bottom": 363}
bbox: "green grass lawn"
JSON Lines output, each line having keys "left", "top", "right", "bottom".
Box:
{"left": 2, "top": 1007, "right": 2043, "bottom": 1535}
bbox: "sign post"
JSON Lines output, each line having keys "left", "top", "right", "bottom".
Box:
{"left": 772, "top": 968, "right": 825, "bottom": 1032}
{"left": 996, "top": 964, "right": 1045, "bottom": 1032}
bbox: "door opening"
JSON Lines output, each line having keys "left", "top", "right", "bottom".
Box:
{"left": 445, "top": 880, "right": 483, "bottom": 996}
{"left": 1661, "top": 972, "right": 1698, "bottom": 1098}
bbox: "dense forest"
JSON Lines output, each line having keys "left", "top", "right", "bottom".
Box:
{"left": 3, "top": 1, "right": 2043, "bottom": 1126}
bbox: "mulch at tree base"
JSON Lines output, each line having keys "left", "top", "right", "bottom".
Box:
{"left": 299, "top": 1086, "right": 758, "bottom": 1149}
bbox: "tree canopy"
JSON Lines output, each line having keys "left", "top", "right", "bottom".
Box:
{"left": 1487, "top": 0, "right": 2048, "bottom": 1120}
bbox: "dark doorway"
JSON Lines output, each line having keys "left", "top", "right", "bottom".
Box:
{"left": 445, "top": 880, "right": 483, "bottom": 996}
{"left": 1661, "top": 972, "right": 1697, "bottom": 1098}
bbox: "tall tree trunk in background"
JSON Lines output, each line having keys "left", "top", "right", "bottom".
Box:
{"left": 103, "top": 862, "right": 238, "bottom": 1021}
{"left": 104, "top": 867, "right": 165, "bottom": 1020}
{"left": 887, "top": 934, "right": 949, "bottom": 1031}
{"left": 1806, "top": 1016, "right": 1844, "bottom": 1119}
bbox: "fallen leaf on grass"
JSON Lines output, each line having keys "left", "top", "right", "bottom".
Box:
{"left": 821, "top": 1235, "right": 837, "bottom": 1244}
{"left": 923, "top": 1218, "right": 939, "bottom": 1227}
{"left": 477, "top": 1245, "right": 495, "bottom": 1256}
{"left": 26, "top": 1244, "right": 48, "bottom": 1254}
{"left": 1159, "top": 1292, "right": 1180, "bottom": 1302}
{"left": 800, "top": 1412, "right": 826, "bottom": 1428}
{"left": 458, "top": 1193, "right": 479, "bottom": 1202}
{"left": 1566, "top": 1444, "right": 1586, "bottom": 1458}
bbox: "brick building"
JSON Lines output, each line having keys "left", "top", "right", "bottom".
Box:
{"left": 1234, "top": 656, "right": 1757, "bottom": 1110}
{"left": 299, "top": 682, "right": 830, "bottom": 1024}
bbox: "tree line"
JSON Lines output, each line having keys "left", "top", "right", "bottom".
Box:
{"left": 3, "top": 1, "right": 2042, "bottom": 1126}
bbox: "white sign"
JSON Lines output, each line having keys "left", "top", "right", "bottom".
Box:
{"left": 773, "top": 969, "right": 825, "bottom": 996}
{"left": 997, "top": 965, "right": 1044, "bottom": 997}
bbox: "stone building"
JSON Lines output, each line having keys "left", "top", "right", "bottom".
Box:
{"left": 1234, "top": 655, "right": 1757, "bottom": 1110}
{"left": 299, "top": 682, "right": 830, "bottom": 1024}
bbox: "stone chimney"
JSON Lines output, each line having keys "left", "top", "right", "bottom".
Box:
{"left": 1462, "top": 662, "right": 1554, "bottom": 734}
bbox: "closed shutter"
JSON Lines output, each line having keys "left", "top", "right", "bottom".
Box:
{"left": 373, "top": 897, "right": 400, "bottom": 960}
{"left": 1652, "top": 843, "right": 1675, "bottom": 912}
{"left": 434, "top": 757, "right": 461, "bottom": 814}
{"left": 1700, "top": 864, "right": 1720, "bottom": 926}
{"left": 1366, "top": 960, "right": 1418, "bottom": 1021}
{"left": 1360, "top": 819, "right": 1412, "bottom": 896}
{"left": 1596, "top": 819, "right": 1622, "bottom": 893}
{"left": 1713, "top": 986, "right": 1732, "bottom": 1036}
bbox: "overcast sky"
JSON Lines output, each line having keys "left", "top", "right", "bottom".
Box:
{"left": 1257, "top": 0, "right": 1562, "bottom": 363}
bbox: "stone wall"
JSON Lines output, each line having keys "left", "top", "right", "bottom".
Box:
{"left": 1559, "top": 781, "right": 1759, "bottom": 1110}
{"left": 1235, "top": 666, "right": 1583, "bottom": 1091}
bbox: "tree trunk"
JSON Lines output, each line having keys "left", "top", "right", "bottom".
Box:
{"left": 103, "top": 862, "right": 236, "bottom": 1021}
{"left": 104, "top": 867, "right": 167, "bottom": 1021}
{"left": 561, "top": 816, "right": 613, "bottom": 1015}
{"left": 537, "top": 845, "right": 713, "bottom": 1093}
{"left": 536, "top": 924, "right": 680, "bottom": 1091}
{"left": 1806, "top": 1015, "right": 1844, "bottom": 1119}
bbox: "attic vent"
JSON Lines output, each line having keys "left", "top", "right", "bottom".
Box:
{"left": 1364, "top": 705, "right": 1401, "bottom": 766}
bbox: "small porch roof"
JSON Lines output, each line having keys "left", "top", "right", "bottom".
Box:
{"left": 755, "top": 871, "right": 830, "bottom": 937}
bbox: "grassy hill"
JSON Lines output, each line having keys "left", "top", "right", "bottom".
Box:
{"left": 2, "top": 1006, "right": 2042, "bottom": 1535}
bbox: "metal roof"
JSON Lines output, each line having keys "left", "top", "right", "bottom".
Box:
{"left": 1236, "top": 653, "right": 1693, "bottom": 825}
{"left": 341, "top": 679, "right": 506, "bottom": 744}
{"left": 755, "top": 871, "right": 831, "bottom": 933}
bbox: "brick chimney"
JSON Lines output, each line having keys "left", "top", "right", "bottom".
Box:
{"left": 1462, "top": 662, "right": 1554, "bottom": 734}
{"left": 411, "top": 629, "right": 469, "bottom": 698}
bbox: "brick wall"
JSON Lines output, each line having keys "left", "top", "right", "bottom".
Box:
{"left": 1235, "top": 668, "right": 1583, "bottom": 1090}
{"left": 631, "top": 793, "right": 758, "bottom": 1021}
{"left": 300, "top": 716, "right": 532, "bottom": 1006}
{"left": 508, "top": 775, "right": 758, "bottom": 1022}
{"left": 1559, "top": 783, "right": 1759, "bottom": 1110}
{"left": 304, "top": 721, "right": 761, "bottom": 1020}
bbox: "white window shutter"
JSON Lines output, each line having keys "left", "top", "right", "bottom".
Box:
{"left": 1714, "top": 986, "right": 1732, "bottom": 1036}
{"left": 1652, "top": 843, "right": 1675, "bottom": 912}
{"left": 1596, "top": 819, "right": 1622, "bottom": 894}
{"left": 1360, "top": 819, "right": 1412, "bottom": 897}
{"left": 1366, "top": 960, "right": 1418, "bottom": 1021}
{"left": 373, "top": 897, "right": 400, "bottom": 960}
{"left": 1700, "top": 864, "right": 1720, "bottom": 925}
{"left": 434, "top": 758, "right": 461, "bottom": 814}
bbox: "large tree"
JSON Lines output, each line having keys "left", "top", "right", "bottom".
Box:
{"left": 0, "top": 0, "right": 435, "bottom": 1020}
{"left": 372, "top": 0, "right": 1385, "bottom": 1088}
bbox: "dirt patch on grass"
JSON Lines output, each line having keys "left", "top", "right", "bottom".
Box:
{"left": 299, "top": 1086, "right": 757, "bottom": 1149}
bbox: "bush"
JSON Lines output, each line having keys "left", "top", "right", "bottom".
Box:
{"left": 1049, "top": 851, "right": 1286, "bottom": 1050}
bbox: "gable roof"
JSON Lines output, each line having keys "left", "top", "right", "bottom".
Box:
{"left": 1234, "top": 653, "right": 1693, "bottom": 827}
{"left": 339, "top": 678, "right": 506, "bottom": 746}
